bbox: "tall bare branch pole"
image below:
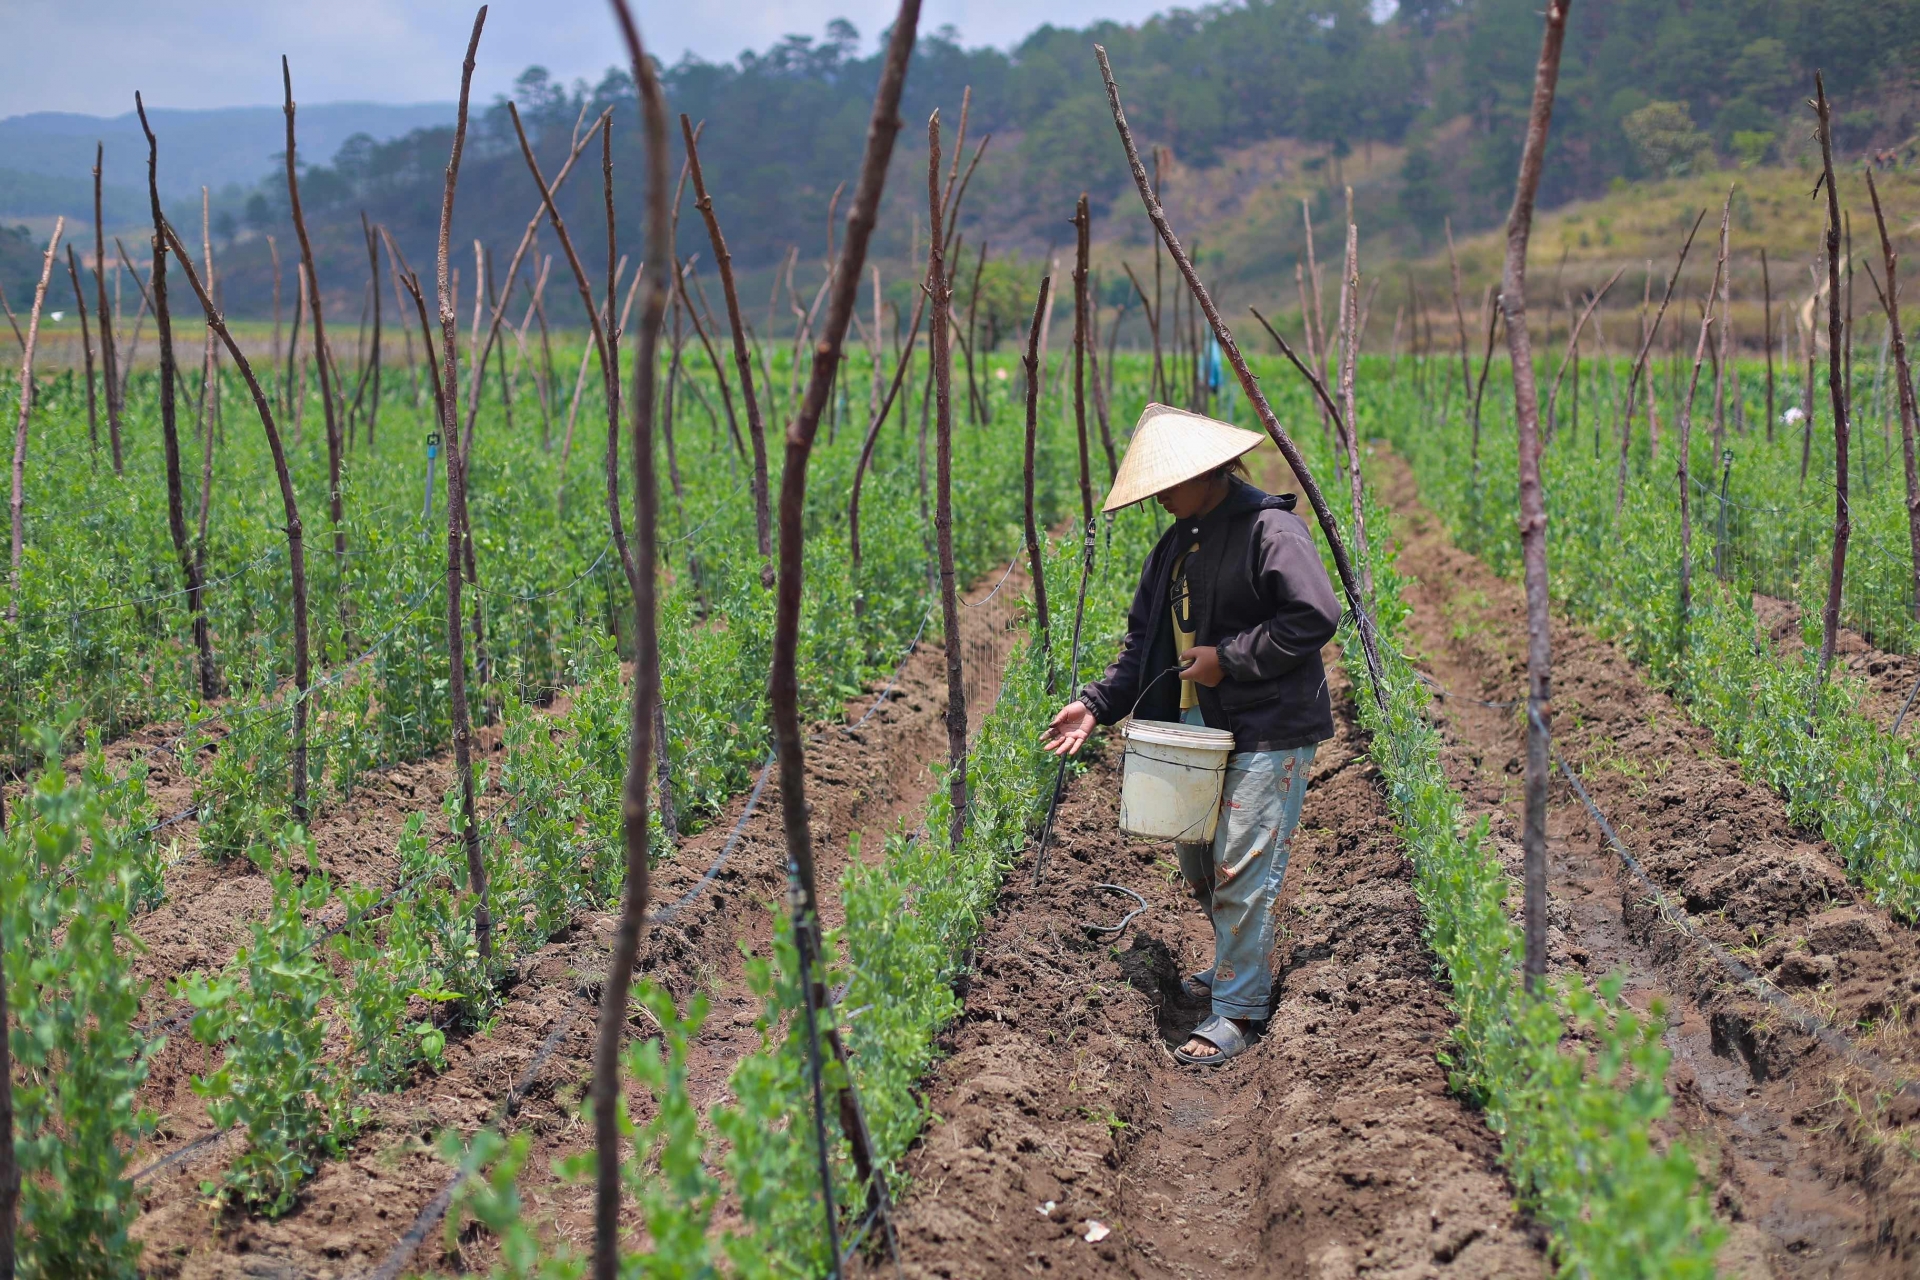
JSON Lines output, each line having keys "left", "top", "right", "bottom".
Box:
{"left": 134, "top": 100, "right": 219, "bottom": 700}
{"left": 360, "top": 213, "right": 383, "bottom": 448}
{"left": 8, "top": 219, "right": 61, "bottom": 625}
{"left": 1071, "top": 193, "right": 1095, "bottom": 527}
{"left": 681, "top": 114, "right": 773, "bottom": 584}
{"left": 165, "top": 222, "right": 311, "bottom": 821}
{"left": 768, "top": 0, "right": 920, "bottom": 923}
{"left": 1678, "top": 195, "right": 1731, "bottom": 637}
{"left": 1023, "top": 275, "right": 1053, "bottom": 667}
{"left": 927, "top": 112, "right": 970, "bottom": 854}
{"left": 66, "top": 246, "right": 99, "bottom": 458}
{"left": 1865, "top": 173, "right": 1920, "bottom": 625}
{"left": 0, "top": 903, "right": 12, "bottom": 1280}
{"left": 1813, "top": 74, "right": 1851, "bottom": 683}
{"left": 432, "top": 9, "right": 492, "bottom": 961}
{"left": 283, "top": 60, "right": 347, "bottom": 592}
{"left": 1494, "top": 0, "right": 1571, "bottom": 993}
{"left": 1095, "top": 45, "right": 1386, "bottom": 703}
{"left": 1544, "top": 266, "right": 1625, "bottom": 437}
{"left": 596, "top": 4, "right": 670, "bottom": 1273}
{"left": 93, "top": 145, "right": 123, "bottom": 474}
{"left": 1762, "top": 247, "right": 1776, "bottom": 441}
{"left": 1616, "top": 210, "right": 1706, "bottom": 513}
{"left": 1338, "top": 223, "right": 1372, "bottom": 601}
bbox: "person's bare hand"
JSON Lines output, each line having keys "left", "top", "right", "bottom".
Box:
{"left": 1042, "top": 700, "right": 1096, "bottom": 756}
{"left": 1179, "top": 646, "right": 1224, "bottom": 688}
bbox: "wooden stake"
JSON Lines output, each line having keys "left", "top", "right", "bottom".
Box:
{"left": 1071, "top": 194, "right": 1094, "bottom": 527}
{"left": 1616, "top": 209, "right": 1706, "bottom": 513}
{"left": 1492, "top": 0, "right": 1573, "bottom": 993}
{"left": 283, "top": 58, "right": 347, "bottom": 587}
{"left": 928, "top": 111, "right": 970, "bottom": 854}
{"left": 8, "top": 218, "right": 61, "bottom": 623}
{"left": 1813, "top": 74, "right": 1851, "bottom": 683}
{"left": 1095, "top": 45, "right": 1386, "bottom": 704}
{"left": 1864, "top": 171, "right": 1920, "bottom": 626}
{"left": 1024, "top": 275, "right": 1053, "bottom": 670}
{"left": 681, "top": 114, "right": 774, "bottom": 582}
{"left": 94, "top": 144, "right": 123, "bottom": 473}
{"left": 65, "top": 245, "right": 99, "bottom": 458}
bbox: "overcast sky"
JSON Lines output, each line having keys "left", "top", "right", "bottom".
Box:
{"left": 3, "top": 0, "right": 1183, "bottom": 118}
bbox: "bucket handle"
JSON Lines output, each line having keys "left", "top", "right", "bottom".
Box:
{"left": 1125, "top": 661, "right": 1192, "bottom": 724}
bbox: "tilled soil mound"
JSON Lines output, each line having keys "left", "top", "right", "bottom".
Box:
{"left": 1375, "top": 446, "right": 1920, "bottom": 1278}
{"left": 865, "top": 663, "right": 1543, "bottom": 1279}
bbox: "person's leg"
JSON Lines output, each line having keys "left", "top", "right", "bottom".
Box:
{"left": 1180, "top": 743, "right": 1316, "bottom": 1058}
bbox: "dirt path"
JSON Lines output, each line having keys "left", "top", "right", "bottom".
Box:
{"left": 128, "top": 559, "right": 1031, "bottom": 1279}
{"left": 1375, "top": 446, "right": 1920, "bottom": 1278}
{"left": 866, "top": 659, "right": 1543, "bottom": 1279}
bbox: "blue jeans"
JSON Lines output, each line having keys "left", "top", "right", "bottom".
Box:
{"left": 1176, "top": 706, "right": 1316, "bottom": 1021}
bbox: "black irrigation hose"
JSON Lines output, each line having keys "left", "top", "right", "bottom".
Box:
{"left": 1422, "top": 671, "right": 1920, "bottom": 1095}
{"left": 363, "top": 1003, "right": 586, "bottom": 1280}
{"left": 1082, "top": 883, "right": 1148, "bottom": 936}
{"left": 1543, "top": 713, "right": 1920, "bottom": 1101}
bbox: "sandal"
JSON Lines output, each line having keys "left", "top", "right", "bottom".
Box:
{"left": 1183, "top": 968, "right": 1214, "bottom": 999}
{"left": 1174, "top": 1013, "right": 1251, "bottom": 1066}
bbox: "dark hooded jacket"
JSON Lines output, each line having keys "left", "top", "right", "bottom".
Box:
{"left": 1079, "top": 478, "right": 1341, "bottom": 752}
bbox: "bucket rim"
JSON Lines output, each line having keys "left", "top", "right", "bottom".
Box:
{"left": 1123, "top": 717, "right": 1234, "bottom": 751}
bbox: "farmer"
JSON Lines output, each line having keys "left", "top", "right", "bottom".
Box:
{"left": 1041, "top": 403, "right": 1341, "bottom": 1065}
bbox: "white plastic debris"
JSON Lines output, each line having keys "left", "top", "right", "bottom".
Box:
{"left": 1783, "top": 406, "right": 1806, "bottom": 426}
{"left": 1037, "top": 1200, "right": 1056, "bottom": 1216}
{"left": 1083, "top": 1220, "right": 1110, "bottom": 1243}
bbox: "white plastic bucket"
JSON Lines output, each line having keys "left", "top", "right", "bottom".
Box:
{"left": 1118, "top": 718, "right": 1234, "bottom": 842}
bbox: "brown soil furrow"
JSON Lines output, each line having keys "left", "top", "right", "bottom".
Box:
{"left": 1375, "top": 444, "right": 1920, "bottom": 1278}
{"left": 1748, "top": 592, "right": 1920, "bottom": 729}
{"left": 867, "top": 661, "right": 1543, "bottom": 1279}
{"left": 129, "top": 566, "right": 1029, "bottom": 1279}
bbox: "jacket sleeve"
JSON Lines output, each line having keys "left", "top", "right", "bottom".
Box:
{"left": 1078, "top": 550, "right": 1159, "bottom": 726}
{"left": 1215, "top": 512, "right": 1342, "bottom": 683}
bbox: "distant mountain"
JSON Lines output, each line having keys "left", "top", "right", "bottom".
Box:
{"left": 0, "top": 102, "right": 455, "bottom": 215}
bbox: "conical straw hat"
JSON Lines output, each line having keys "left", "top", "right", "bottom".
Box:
{"left": 1101, "top": 403, "right": 1264, "bottom": 512}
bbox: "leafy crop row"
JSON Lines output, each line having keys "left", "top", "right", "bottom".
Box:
{"left": 1384, "top": 356, "right": 1920, "bottom": 919}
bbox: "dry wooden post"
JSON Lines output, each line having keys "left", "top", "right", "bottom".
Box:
{"left": 194, "top": 192, "right": 219, "bottom": 616}
{"left": 269, "top": 234, "right": 283, "bottom": 391}
{"left": 8, "top": 218, "right": 62, "bottom": 623}
{"left": 360, "top": 214, "right": 383, "bottom": 448}
{"left": 1762, "top": 247, "right": 1776, "bottom": 441}
{"left": 431, "top": 9, "right": 492, "bottom": 961}
{"left": 961, "top": 239, "right": 987, "bottom": 425}
{"left": 283, "top": 59, "right": 347, "bottom": 588}
{"left": 1023, "top": 274, "right": 1053, "bottom": 669}
{"left": 1865, "top": 172, "right": 1920, "bottom": 625}
{"left": 1071, "top": 194, "right": 1094, "bottom": 527}
{"left": 1678, "top": 194, "right": 1732, "bottom": 638}
{"left": 93, "top": 144, "right": 123, "bottom": 474}
{"left": 755, "top": 4, "right": 919, "bottom": 1271}
{"left": 926, "top": 110, "right": 970, "bottom": 854}
{"left": 847, "top": 274, "right": 929, "bottom": 584}
{"left": 1302, "top": 198, "right": 1328, "bottom": 383}
{"left": 1338, "top": 223, "right": 1372, "bottom": 601}
{"left": 1444, "top": 219, "right": 1475, "bottom": 404}
{"left": 0, "top": 909, "right": 13, "bottom": 1279}
{"left": 1813, "top": 74, "right": 1851, "bottom": 683}
{"left": 65, "top": 245, "right": 99, "bottom": 458}
{"left": 133, "top": 100, "right": 220, "bottom": 700}
{"left": 1544, "top": 267, "right": 1626, "bottom": 441}
{"left": 1095, "top": 45, "right": 1386, "bottom": 703}
{"left": 680, "top": 114, "right": 774, "bottom": 584}
{"left": 1714, "top": 197, "right": 1733, "bottom": 444}
{"left": 166, "top": 221, "right": 311, "bottom": 819}
{"left": 1294, "top": 263, "right": 1330, "bottom": 439}
{"left": 594, "top": 5, "right": 671, "bottom": 1274}
{"left": 1086, "top": 269, "right": 1116, "bottom": 478}
{"left": 1468, "top": 283, "right": 1500, "bottom": 488}
{"left": 1490, "top": 0, "right": 1572, "bottom": 993}
{"left": 1616, "top": 210, "right": 1706, "bottom": 513}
